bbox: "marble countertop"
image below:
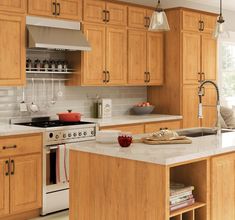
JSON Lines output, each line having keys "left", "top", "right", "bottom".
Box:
{"left": 69, "top": 131, "right": 235, "bottom": 165}
{"left": 85, "top": 114, "right": 183, "bottom": 127}
{"left": 0, "top": 124, "right": 44, "bottom": 137}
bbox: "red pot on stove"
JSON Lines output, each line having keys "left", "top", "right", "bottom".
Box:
{"left": 57, "top": 110, "right": 82, "bottom": 122}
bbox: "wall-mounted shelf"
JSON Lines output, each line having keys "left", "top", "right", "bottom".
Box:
{"left": 26, "top": 68, "right": 75, "bottom": 74}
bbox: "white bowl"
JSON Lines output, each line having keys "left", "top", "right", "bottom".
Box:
{"left": 96, "top": 130, "right": 121, "bottom": 144}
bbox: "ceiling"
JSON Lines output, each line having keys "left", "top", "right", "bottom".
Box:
{"left": 117, "top": 0, "right": 235, "bottom": 11}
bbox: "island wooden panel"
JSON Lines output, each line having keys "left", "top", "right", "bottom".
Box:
{"left": 70, "top": 151, "right": 169, "bottom": 220}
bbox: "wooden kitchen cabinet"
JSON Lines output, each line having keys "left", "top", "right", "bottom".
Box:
{"left": 201, "top": 34, "right": 217, "bottom": 81}
{"left": 10, "top": 154, "right": 42, "bottom": 214}
{"left": 82, "top": 23, "right": 127, "bottom": 86}
{"left": 182, "top": 32, "right": 201, "bottom": 84}
{"left": 128, "top": 6, "right": 150, "bottom": 29}
{"left": 147, "top": 32, "right": 164, "bottom": 85}
{"left": 83, "top": 0, "right": 106, "bottom": 24}
{"left": 28, "top": 0, "right": 56, "bottom": 17}
{"left": 106, "top": 26, "right": 127, "bottom": 85}
{"left": 0, "top": 159, "right": 9, "bottom": 217}
{"left": 83, "top": 0, "right": 127, "bottom": 26}
{"left": 145, "top": 120, "right": 181, "bottom": 133}
{"left": 0, "top": 134, "right": 42, "bottom": 219}
{"left": 82, "top": 24, "right": 106, "bottom": 85}
{"left": 0, "top": 13, "right": 25, "bottom": 86}
{"left": 0, "top": 0, "right": 26, "bottom": 13}
{"left": 128, "top": 29, "right": 147, "bottom": 85}
{"left": 211, "top": 153, "right": 235, "bottom": 220}
{"left": 148, "top": 8, "right": 217, "bottom": 128}
{"left": 56, "top": 0, "right": 82, "bottom": 21}
{"left": 28, "top": 0, "right": 82, "bottom": 21}
{"left": 128, "top": 29, "right": 164, "bottom": 85}
{"left": 183, "top": 85, "right": 200, "bottom": 128}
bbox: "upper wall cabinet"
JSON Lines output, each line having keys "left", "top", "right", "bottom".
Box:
{"left": 0, "top": 13, "right": 25, "bottom": 86}
{"left": 128, "top": 6, "right": 153, "bottom": 29}
{"left": 28, "top": 0, "right": 82, "bottom": 21}
{"left": 182, "top": 10, "right": 217, "bottom": 33}
{"left": 0, "top": 0, "right": 26, "bottom": 14}
{"left": 83, "top": 0, "right": 127, "bottom": 26}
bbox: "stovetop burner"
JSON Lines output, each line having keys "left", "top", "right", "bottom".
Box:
{"left": 16, "top": 120, "right": 94, "bottom": 128}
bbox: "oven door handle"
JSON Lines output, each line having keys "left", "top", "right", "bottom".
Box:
{"left": 47, "top": 146, "right": 59, "bottom": 150}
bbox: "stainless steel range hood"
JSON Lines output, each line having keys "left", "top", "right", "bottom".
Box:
{"left": 26, "top": 16, "right": 91, "bottom": 51}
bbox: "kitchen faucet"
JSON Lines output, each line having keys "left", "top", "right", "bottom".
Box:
{"left": 198, "top": 80, "right": 221, "bottom": 134}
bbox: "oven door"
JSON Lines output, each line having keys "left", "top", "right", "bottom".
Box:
{"left": 44, "top": 145, "right": 69, "bottom": 193}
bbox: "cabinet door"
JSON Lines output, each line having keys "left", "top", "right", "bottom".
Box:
{"left": 182, "top": 32, "right": 201, "bottom": 84}
{"left": 201, "top": 34, "right": 217, "bottom": 81}
{"left": 106, "top": 2, "right": 127, "bottom": 26}
{"left": 57, "top": 0, "right": 82, "bottom": 20}
{"left": 0, "top": 13, "right": 25, "bottom": 86}
{"left": 128, "top": 30, "right": 146, "bottom": 85}
{"left": 0, "top": 159, "right": 9, "bottom": 217}
{"left": 182, "top": 10, "right": 201, "bottom": 32}
{"left": 83, "top": 0, "right": 106, "bottom": 24}
{"left": 128, "top": 6, "right": 147, "bottom": 29}
{"left": 106, "top": 27, "right": 127, "bottom": 85}
{"left": 147, "top": 32, "right": 164, "bottom": 85}
{"left": 183, "top": 85, "right": 200, "bottom": 128}
{"left": 201, "top": 86, "right": 217, "bottom": 127}
{"left": 0, "top": 0, "right": 26, "bottom": 13}
{"left": 201, "top": 14, "right": 217, "bottom": 34}
{"left": 28, "top": 0, "right": 55, "bottom": 17}
{"left": 82, "top": 24, "right": 106, "bottom": 85}
{"left": 145, "top": 120, "right": 181, "bottom": 133}
{"left": 10, "top": 154, "right": 41, "bottom": 214}
{"left": 211, "top": 153, "right": 235, "bottom": 220}
{"left": 101, "top": 124, "right": 145, "bottom": 135}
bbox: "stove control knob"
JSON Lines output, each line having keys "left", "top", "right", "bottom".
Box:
{"left": 49, "top": 133, "right": 53, "bottom": 138}
{"left": 55, "top": 135, "right": 59, "bottom": 139}
{"left": 91, "top": 130, "right": 94, "bottom": 135}
{"left": 63, "top": 134, "right": 67, "bottom": 139}
{"left": 68, "top": 133, "right": 72, "bottom": 138}
{"left": 73, "top": 133, "right": 77, "bottom": 137}
{"left": 83, "top": 131, "right": 87, "bottom": 136}
{"left": 78, "top": 132, "right": 82, "bottom": 136}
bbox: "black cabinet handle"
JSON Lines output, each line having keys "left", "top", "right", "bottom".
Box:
{"left": 2, "top": 145, "right": 17, "bottom": 150}
{"left": 5, "top": 160, "right": 9, "bottom": 176}
{"left": 103, "top": 71, "right": 107, "bottom": 83}
{"left": 201, "top": 72, "right": 205, "bottom": 81}
{"left": 201, "top": 21, "right": 205, "bottom": 31}
{"left": 11, "top": 160, "right": 15, "bottom": 175}
{"left": 106, "top": 11, "right": 110, "bottom": 22}
{"left": 198, "top": 72, "right": 202, "bottom": 82}
{"left": 144, "top": 17, "right": 149, "bottom": 28}
{"left": 106, "top": 71, "right": 110, "bottom": 83}
{"left": 144, "top": 72, "right": 147, "bottom": 83}
{"left": 102, "top": 10, "right": 107, "bottom": 22}
{"left": 147, "top": 72, "right": 151, "bottom": 83}
{"left": 52, "top": 2, "right": 56, "bottom": 15}
{"left": 57, "top": 3, "right": 61, "bottom": 16}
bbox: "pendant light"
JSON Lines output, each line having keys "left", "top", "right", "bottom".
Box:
{"left": 213, "top": 0, "right": 229, "bottom": 39}
{"left": 149, "top": 0, "right": 170, "bottom": 32}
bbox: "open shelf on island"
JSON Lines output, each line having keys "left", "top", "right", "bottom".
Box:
{"left": 170, "top": 202, "right": 206, "bottom": 217}
{"left": 169, "top": 159, "right": 209, "bottom": 220}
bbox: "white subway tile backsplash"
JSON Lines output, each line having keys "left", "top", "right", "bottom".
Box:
{"left": 0, "top": 84, "right": 147, "bottom": 123}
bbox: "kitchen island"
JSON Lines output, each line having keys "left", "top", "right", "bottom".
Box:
{"left": 69, "top": 131, "right": 235, "bottom": 220}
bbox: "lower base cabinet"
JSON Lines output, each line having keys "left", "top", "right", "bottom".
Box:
{"left": 211, "top": 153, "right": 235, "bottom": 220}
{"left": 0, "top": 134, "right": 42, "bottom": 219}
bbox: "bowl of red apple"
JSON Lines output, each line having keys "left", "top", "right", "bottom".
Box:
{"left": 132, "top": 102, "right": 155, "bottom": 115}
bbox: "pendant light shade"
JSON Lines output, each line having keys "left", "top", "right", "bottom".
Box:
{"left": 149, "top": 0, "right": 170, "bottom": 32}
{"left": 213, "top": 0, "right": 229, "bottom": 39}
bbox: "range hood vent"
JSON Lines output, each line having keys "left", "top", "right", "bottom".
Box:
{"left": 26, "top": 16, "right": 91, "bottom": 51}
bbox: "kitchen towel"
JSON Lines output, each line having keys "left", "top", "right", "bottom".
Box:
{"left": 56, "top": 145, "right": 67, "bottom": 184}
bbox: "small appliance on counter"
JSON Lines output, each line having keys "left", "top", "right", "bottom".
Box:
{"left": 98, "top": 99, "right": 112, "bottom": 119}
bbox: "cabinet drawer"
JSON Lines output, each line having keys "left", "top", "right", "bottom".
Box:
{"left": 0, "top": 134, "right": 42, "bottom": 158}
{"left": 101, "top": 124, "right": 145, "bottom": 135}
{"left": 145, "top": 120, "right": 181, "bottom": 133}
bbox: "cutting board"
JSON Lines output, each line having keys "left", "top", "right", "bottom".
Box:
{"left": 133, "top": 137, "right": 192, "bottom": 145}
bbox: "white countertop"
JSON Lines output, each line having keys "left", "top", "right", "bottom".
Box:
{"left": 85, "top": 114, "right": 182, "bottom": 127}
{"left": 69, "top": 131, "right": 235, "bottom": 165}
{"left": 0, "top": 124, "right": 44, "bottom": 137}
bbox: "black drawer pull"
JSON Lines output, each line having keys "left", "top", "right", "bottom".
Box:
{"left": 2, "top": 145, "right": 17, "bottom": 150}
{"left": 5, "top": 160, "right": 9, "bottom": 176}
{"left": 11, "top": 160, "right": 15, "bottom": 175}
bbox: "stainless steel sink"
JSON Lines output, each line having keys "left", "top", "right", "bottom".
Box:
{"left": 177, "top": 128, "right": 233, "bottom": 138}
